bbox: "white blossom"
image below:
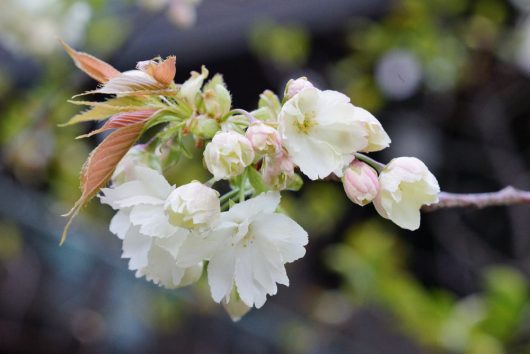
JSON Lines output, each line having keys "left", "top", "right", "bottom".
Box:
{"left": 203, "top": 131, "right": 254, "bottom": 180}
{"left": 176, "top": 192, "right": 308, "bottom": 309}
{"left": 164, "top": 181, "right": 220, "bottom": 230}
{"left": 278, "top": 87, "right": 369, "bottom": 180}
{"left": 101, "top": 165, "right": 202, "bottom": 288}
{"left": 373, "top": 157, "right": 440, "bottom": 230}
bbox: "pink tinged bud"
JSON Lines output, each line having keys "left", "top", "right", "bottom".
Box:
{"left": 245, "top": 122, "right": 281, "bottom": 155}
{"left": 285, "top": 77, "right": 314, "bottom": 100}
{"left": 262, "top": 153, "right": 298, "bottom": 190}
{"left": 342, "top": 161, "right": 379, "bottom": 206}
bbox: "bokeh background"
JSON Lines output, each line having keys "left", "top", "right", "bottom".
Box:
{"left": 1, "top": 0, "right": 530, "bottom": 353}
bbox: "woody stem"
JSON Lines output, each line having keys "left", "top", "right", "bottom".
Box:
{"left": 423, "top": 186, "right": 530, "bottom": 211}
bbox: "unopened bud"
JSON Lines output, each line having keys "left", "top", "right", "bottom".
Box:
{"left": 262, "top": 154, "right": 301, "bottom": 191}
{"left": 190, "top": 115, "right": 220, "bottom": 139}
{"left": 203, "top": 83, "right": 231, "bottom": 118}
{"left": 203, "top": 131, "right": 254, "bottom": 180}
{"left": 285, "top": 77, "right": 314, "bottom": 100}
{"left": 342, "top": 160, "right": 379, "bottom": 206}
{"left": 245, "top": 121, "right": 281, "bottom": 155}
{"left": 255, "top": 90, "right": 281, "bottom": 122}
{"left": 181, "top": 66, "right": 208, "bottom": 108}
{"left": 164, "top": 181, "right": 220, "bottom": 230}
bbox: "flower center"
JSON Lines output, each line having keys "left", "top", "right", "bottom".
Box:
{"left": 297, "top": 111, "right": 317, "bottom": 134}
{"left": 233, "top": 219, "right": 256, "bottom": 247}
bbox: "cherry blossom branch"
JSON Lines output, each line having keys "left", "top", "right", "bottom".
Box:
{"left": 423, "top": 186, "right": 530, "bottom": 212}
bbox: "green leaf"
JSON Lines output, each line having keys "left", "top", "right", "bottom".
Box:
{"left": 143, "top": 111, "right": 181, "bottom": 131}
{"left": 248, "top": 167, "right": 270, "bottom": 194}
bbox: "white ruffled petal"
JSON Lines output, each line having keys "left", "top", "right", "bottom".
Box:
{"left": 100, "top": 182, "right": 164, "bottom": 209}
{"left": 253, "top": 213, "right": 308, "bottom": 263}
{"left": 138, "top": 244, "right": 185, "bottom": 288}
{"left": 129, "top": 204, "right": 181, "bottom": 237}
{"left": 227, "top": 192, "right": 280, "bottom": 221}
{"left": 109, "top": 209, "right": 131, "bottom": 240}
{"left": 208, "top": 246, "right": 237, "bottom": 303}
{"left": 122, "top": 227, "right": 152, "bottom": 271}
{"left": 176, "top": 227, "right": 232, "bottom": 267}
{"left": 234, "top": 246, "right": 267, "bottom": 308}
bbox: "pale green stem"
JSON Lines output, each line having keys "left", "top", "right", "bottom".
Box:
{"left": 204, "top": 177, "right": 217, "bottom": 187}
{"left": 354, "top": 153, "right": 386, "bottom": 173}
{"left": 229, "top": 109, "right": 257, "bottom": 123}
{"left": 239, "top": 170, "right": 248, "bottom": 203}
{"left": 220, "top": 188, "right": 240, "bottom": 204}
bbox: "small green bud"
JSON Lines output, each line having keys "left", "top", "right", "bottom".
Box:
{"left": 190, "top": 115, "right": 220, "bottom": 139}
{"left": 203, "top": 83, "right": 232, "bottom": 118}
{"left": 180, "top": 66, "right": 209, "bottom": 108}
{"left": 251, "top": 107, "right": 277, "bottom": 122}
{"left": 204, "top": 73, "right": 226, "bottom": 91}
{"left": 258, "top": 90, "right": 281, "bottom": 119}
{"left": 286, "top": 173, "right": 304, "bottom": 191}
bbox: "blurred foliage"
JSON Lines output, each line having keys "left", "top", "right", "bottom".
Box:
{"left": 326, "top": 221, "right": 530, "bottom": 354}
{"left": 250, "top": 21, "right": 310, "bottom": 69}
{"left": 0, "top": 1, "right": 128, "bottom": 204}
{"left": 0, "top": 220, "right": 23, "bottom": 261}
{"left": 282, "top": 182, "right": 347, "bottom": 236}
{"left": 250, "top": 0, "right": 528, "bottom": 113}
{"left": 250, "top": 5, "right": 530, "bottom": 350}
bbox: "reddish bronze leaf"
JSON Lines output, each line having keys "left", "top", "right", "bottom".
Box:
{"left": 137, "top": 56, "right": 176, "bottom": 87}
{"left": 77, "top": 109, "right": 157, "bottom": 138}
{"left": 61, "top": 40, "right": 120, "bottom": 83}
{"left": 152, "top": 56, "right": 176, "bottom": 87}
{"left": 61, "top": 123, "right": 145, "bottom": 244}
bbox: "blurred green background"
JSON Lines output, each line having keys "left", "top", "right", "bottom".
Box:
{"left": 0, "top": 0, "right": 530, "bottom": 353}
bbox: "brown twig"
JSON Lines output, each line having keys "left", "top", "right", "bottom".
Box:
{"left": 423, "top": 186, "right": 530, "bottom": 212}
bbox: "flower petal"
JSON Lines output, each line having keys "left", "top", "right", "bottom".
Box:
{"left": 227, "top": 192, "right": 280, "bottom": 221}
{"left": 109, "top": 209, "right": 131, "bottom": 239}
{"left": 253, "top": 213, "right": 308, "bottom": 263}
{"left": 122, "top": 227, "right": 152, "bottom": 270}
{"left": 208, "top": 246, "right": 237, "bottom": 303}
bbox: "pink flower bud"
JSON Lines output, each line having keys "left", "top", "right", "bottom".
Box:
{"left": 262, "top": 153, "right": 297, "bottom": 190}
{"left": 285, "top": 77, "right": 314, "bottom": 100}
{"left": 342, "top": 160, "right": 379, "bottom": 206}
{"left": 245, "top": 121, "right": 281, "bottom": 155}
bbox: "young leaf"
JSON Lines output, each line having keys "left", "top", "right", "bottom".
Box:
{"left": 77, "top": 109, "right": 158, "bottom": 138}
{"left": 61, "top": 123, "right": 145, "bottom": 244}
{"left": 151, "top": 56, "right": 177, "bottom": 87}
{"left": 61, "top": 97, "right": 157, "bottom": 126}
{"left": 248, "top": 166, "right": 270, "bottom": 194}
{"left": 61, "top": 40, "right": 120, "bottom": 83}
{"left": 68, "top": 96, "right": 151, "bottom": 108}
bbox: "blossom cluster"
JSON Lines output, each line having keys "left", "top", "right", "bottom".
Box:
{"left": 61, "top": 46, "right": 440, "bottom": 320}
